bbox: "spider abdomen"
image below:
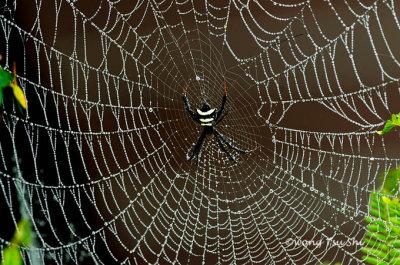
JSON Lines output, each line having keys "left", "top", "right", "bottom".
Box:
{"left": 199, "top": 117, "right": 214, "bottom": 126}
{"left": 196, "top": 108, "right": 217, "bottom": 126}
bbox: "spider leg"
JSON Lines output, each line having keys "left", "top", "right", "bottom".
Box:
{"left": 188, "top": 129, "right": 207, "bottom": 166}
{"left": 214, "top": 129, "right": 248, "bottom": 153}
{"left": 215, "top": 111, "right": 229, "bottom": 125}
{"left": 214, "top": 134, "right": 237, "bottom": 163}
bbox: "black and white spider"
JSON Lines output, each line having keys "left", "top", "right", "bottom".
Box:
{"left": 182, "top": 79, "right": 248, "bottom": 165}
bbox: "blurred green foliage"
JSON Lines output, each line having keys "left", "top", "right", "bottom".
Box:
{"left": 0, "top": 65, "right": 27, "bottom": 116}
{"left": 1, "top": 218, "right": 33, "bottom": 265}
{"left": 0, "top": 66, "right": 14, "bottom": 109}
{"left": 362, "top": 166, "right": 400, "bottom": 264}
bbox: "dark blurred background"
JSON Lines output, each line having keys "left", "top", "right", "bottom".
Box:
{"left": 1, "top": 0, "right": 400, "bottom": 264}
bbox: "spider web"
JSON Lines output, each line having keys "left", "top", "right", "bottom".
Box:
{"left": 1, "top": 0, "right": 400, "bottom": 264}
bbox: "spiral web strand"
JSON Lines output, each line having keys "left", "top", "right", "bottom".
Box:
{"left": 1, "top": 0, "right": 400, "bottom": 264}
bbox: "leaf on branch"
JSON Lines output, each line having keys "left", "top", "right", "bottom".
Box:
{"left": 377, "top": 113, "right": 400, "bottom": 135}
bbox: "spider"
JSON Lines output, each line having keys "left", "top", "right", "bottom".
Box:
{"left": 182, "top": 79, "right": 248, "bottom": 166}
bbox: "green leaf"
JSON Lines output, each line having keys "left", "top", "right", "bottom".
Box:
{"left": 0, "top": 67, "right": 14, "bottom": 90}
{"left": 366, "top": 217, "right": 386, "bottom": 226}
{"left": 1, "top": 246, "right": 23, "bottom": 265}
{"left": 362, "top": 255, "right": 388, "bottom": 265}
{"left": 16, "top": 100, "right": 24, "bottom": 116}
{"left": 369, "top": 201, "right": 385, "bottom": 212}
{"left": 0, "top": 218, "right": 33, "bottom": 265}
{"left": 389, "top": 256, "right": 400, "bottom": 265}
{"left": 368, "top": 224, "right": 388, "bottom": 234}
{"left": 391, "top": 226, "right": 400, "bottom": 237}
{"left": 9, "top": 81, "right": 27, "bottom": 110}
{"left": 389, "top": 240, "right": 400, "bottom": 248}
{"left": 390, "top": 217, "right": 400, "bottom": 226}
{"left": 381, "top": 168, "right": 400, "bottom": 196}
{"left": 14, "top": 218, "right": 32, "bottom": 246}
{"left": 363, "top": 167, "right": 400, "bottom": 265}
{"left": 361, "top": 247, "right": 388, "bottom": 260}
{"left": 389, "top": 209, "right": 400, "bottom": 217}
{"left": 388, "top": 204, "right": 400, "bottom": 213}
{"left": 389, "top": 248, "right": 400, "bottom": 257}
{"left": 378, "top": 113, "right": 400, "bottom": 135}
{"left": 377, "top": 120, "right": 394, "bottom": 135}
{"left": 364, "top": 238, "right": 389, "bottom": 251}
{"left": 369, "top": 208, "right": 383, "bottom": 218}
{"left": 371, "top": 191, "right": 382, "bottom": 201}
{"left": 366, "top": 231, "right": 388, "bottom": 242}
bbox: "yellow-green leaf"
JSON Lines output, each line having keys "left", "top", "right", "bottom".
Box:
{"left": 14, "top": 218, "right": 32, "bottom": 246}
{"left": 9, "top": 82, "right": 26, "bottom": 109}
{"left": 1, "top": 246, "right": 23, "bottom": 265}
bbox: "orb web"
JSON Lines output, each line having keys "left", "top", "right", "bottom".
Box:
{"left": 0, "top": 0, "right": 400, "bottom": 264}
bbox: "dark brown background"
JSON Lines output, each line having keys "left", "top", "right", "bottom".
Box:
{"left": 1, "top": 0, "right": 400, "bottom": 264}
